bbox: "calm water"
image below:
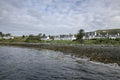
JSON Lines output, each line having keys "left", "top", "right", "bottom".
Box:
{"left": 0, "top": 46, "right": 120, "bottom": 80}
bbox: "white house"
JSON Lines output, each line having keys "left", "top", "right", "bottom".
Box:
{"left": 71, "top": 35, "right": 76, "bottom": 40}
{"left": 54, "top": 34, "right": 76, "bottom": 41}
{"left": 41, "top": 36, "right": 52, "bottom": 41}
{"left": 108, "top": 34, "right": 120, "bottom": 39}
{"left": 3, "top": 36, "right": 14, "bottom": 39}
{"left": 41, "top": 36, "right": 48, "bottom": 40}
{"left": 84, "top": 31, "right": 97, "bottom": 39}
{"left": 54, "top": 36, "right": 61, "bottom": 40}
{"left": 83, "top": 31, "right": 120, "bottom": 39}
{"left": 116, "top": 33, "right": 120, "bottom": 38}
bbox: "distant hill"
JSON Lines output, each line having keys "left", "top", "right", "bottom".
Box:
{"left": 96, "top": 28, "right": 120, "bottom": 34}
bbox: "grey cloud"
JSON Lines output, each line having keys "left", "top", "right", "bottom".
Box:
{"left": 0, "top": 0, "right": 120, "bottom": 35}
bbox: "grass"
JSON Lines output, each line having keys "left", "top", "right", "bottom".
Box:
{"left": 48, "top": 40, "right": 78, "bottom": 44}
{"left": 84, "top": 40, "right": 96, "bottom": 44}
{"left": 0, "top": 37, "right": 27, "bottom": 42}
{"left": 0, "top": 36, "right": 120, "bottom": 46}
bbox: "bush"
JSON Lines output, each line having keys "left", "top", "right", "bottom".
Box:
{"left": 25, "top": 35, "right": 40, "bottom": 42}
{"left": 115, "top": 38, "right": 120, "bottom": 41}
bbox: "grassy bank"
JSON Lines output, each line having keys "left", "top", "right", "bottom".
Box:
{"left": 0, "top": 42, "right": 120, "bottom": 65}
{"left": 0, "top": 37, "right": 120, "bottom": 45}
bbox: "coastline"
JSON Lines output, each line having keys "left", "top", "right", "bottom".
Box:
{"left": 0, "top": 42, "right": 120, "bottom": 65}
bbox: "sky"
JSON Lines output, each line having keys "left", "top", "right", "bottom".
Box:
{"left": 0, "top": 0, "right": 120, "bottom": 36}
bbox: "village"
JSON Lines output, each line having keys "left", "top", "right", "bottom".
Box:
{"left": 0, "top": 29, "right": 120, "bottom": 41}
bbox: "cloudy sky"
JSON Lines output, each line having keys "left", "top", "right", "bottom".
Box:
{"left": 0, "top": 0, "right": 120, "bottom": 35}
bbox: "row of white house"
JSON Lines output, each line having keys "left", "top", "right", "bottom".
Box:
{"left": 1, "top": 31, "right": 119, "bottom": 40}
{"left": 41, "top": 32, "right": 120, "bottom": 41}
{"left": 0, "top": 36, "right": 14, "bottom": 39}
{"left": 41, "top": 34, "right": 76, "bottom": 41}
{"left": 84, "top": 31, "right": 120, "bottom": 39}
{"left": 54, "top": 35, "right": 76, "bottom": 40}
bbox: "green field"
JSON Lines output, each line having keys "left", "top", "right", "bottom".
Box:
{"left": 96, "top": 28, "right": 120, "bottom": 34}
{"left": 0, "top": 37, "right": 120, "bottom": 45}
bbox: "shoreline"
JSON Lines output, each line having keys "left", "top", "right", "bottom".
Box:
{"left": 0, "top": 42, "right": 120, "bottom": 65}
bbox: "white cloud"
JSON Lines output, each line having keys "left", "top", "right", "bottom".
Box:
{"left": 0, "top": 0, "right": 120, "bottom": 35}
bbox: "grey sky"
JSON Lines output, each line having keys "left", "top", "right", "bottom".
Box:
{"left": 0, "top": 0, "right": 120, "bottom": 35}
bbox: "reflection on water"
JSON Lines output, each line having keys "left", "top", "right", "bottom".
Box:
{"left": 0, "top": 46, "right": 120, "bottom": 80}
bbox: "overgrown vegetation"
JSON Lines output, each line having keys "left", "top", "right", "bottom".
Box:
{"left": 0, "top": 36, "right": 120, "bottom": 45}
{"left": 76, "top": 29, "right": 85, "bottom": 43}
{"left": 25, "top": 34, "right": 40, "bottom": 42}
{"left": 84, "top": 38, "right": 120, "bottom": 45}
{"left": 97, "top": 29, "right": 120, "bottom": 34}
{"left": 0, "top": 29, "right": 120, "bottom": 45}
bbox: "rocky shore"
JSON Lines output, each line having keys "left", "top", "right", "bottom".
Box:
{"left": 0, "top": 42, "right": 120, "bottom": 65}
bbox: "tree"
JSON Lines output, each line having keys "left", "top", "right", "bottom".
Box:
{"left": 25, "top": 34, "right": 39, "bottom": 42}
{"left": 76, "top": 29, "right": 85, "bottom": 43}
{"left": 5, "top": 33, "right": 11, "bottom": 36}
{"left": 0, "top": 32, "right": 3, "bottom": 37}
{"left": 49, "top": 35, "right": 54, "bottom": 40}
{"left": 28, "top": 34, "right": 34, "bottom": 38}
{"left": 37, "top": 33, "right": 42, "bottom": 40}
{"left": 22, "top": 35, "right": 25, "bottom": 38}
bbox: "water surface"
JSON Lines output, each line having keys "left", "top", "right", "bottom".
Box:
{"left": 0, "top": 46, "right": 120, "bottom": 80}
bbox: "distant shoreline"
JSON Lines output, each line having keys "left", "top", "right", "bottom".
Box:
{"left": 0, "top": 42, "right": 120, "bottom": 47}
{"left": 0, "top": 42, "right": 120, "bottom": 65}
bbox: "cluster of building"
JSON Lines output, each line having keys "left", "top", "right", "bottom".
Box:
{"left": 84, "top": 31, "right": 120, "bottom": 39}
{"left": 41, "top": 34, "right": 76, "bottom": 41}
{"left": 0, "top": 30, "right": 120, "bottom": 40}
{"left": 0, "top": 35, "right": 14, "bottom": 40}
{"left": 41, "top": 31, "right": 120, "bottom": 41}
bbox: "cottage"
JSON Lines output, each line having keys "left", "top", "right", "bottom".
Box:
{"left": 3, "top": 36, "right": 14, "bottom": 39}
{"left": 60, "top": 34, "right": 76, "bottom": 40}
{"left": 84, "top": 31, "right": 96, "bottom": 39}
{"left": 41, "top": 36, "right": 52, "bottom": 41}
{"left": 84, "top": 31, "right": 120, "bottom": 39}
{"left": 53, "top": 34, "right": 76, "bottom": 41}
{"left": 116, "top": 33, "right": 120, "bottom": 38}
{"left": 54, "top": 36, "right": 61, "bottom": 40}
{"left": 71, "top": 35, "right": 76, "bottom": 40}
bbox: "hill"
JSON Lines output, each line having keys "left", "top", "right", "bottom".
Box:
{"left": 96, "top": 28, "right": 120, "bottom": 34}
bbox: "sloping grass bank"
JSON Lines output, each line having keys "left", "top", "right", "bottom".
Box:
{"left": 0, "top": 42, "right": 120, "bottom": 65}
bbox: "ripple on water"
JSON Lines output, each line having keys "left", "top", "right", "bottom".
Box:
{"left": 0, "top": 46, "right": 120, "bottom": 80}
